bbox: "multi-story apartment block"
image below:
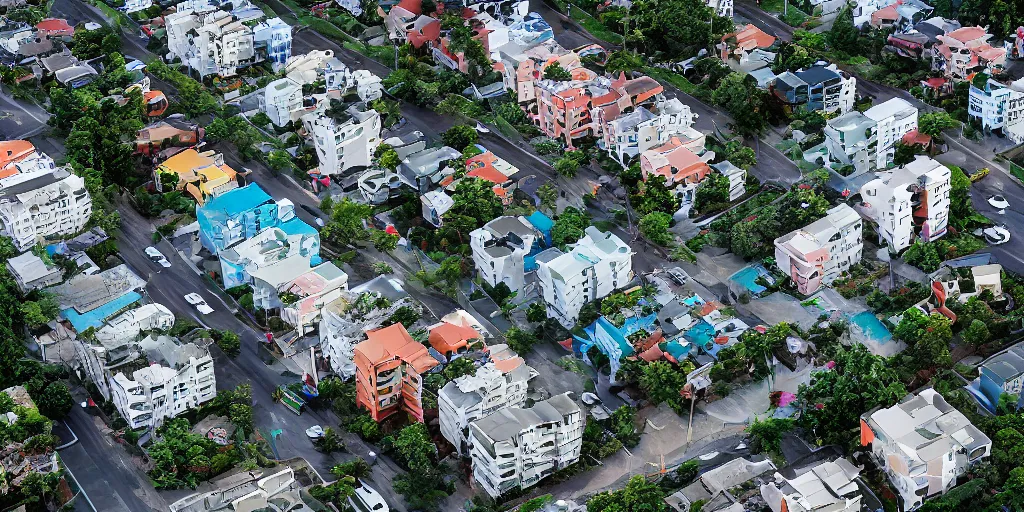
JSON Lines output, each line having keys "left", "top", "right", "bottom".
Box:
{"left": 706, "top": 0, "right": 733, "bottom": 17}
{"left": 934, "top": 26, "right": 1006, "bottom": 81}
{"left": 968, "top": 77, "right": 1024, "bottom": 143}
{"left": 75, "top": 303, "right": 175, "bottom": 399}
{"left": 468, "top": 393, "right": 582, "bottom": 498}
{"left": 774, "top": 204, "right": 863, "bottom": 296}
{"left": 860, "top": 388, "right": 991, "bottom": 511}
{"left": 760, "top": 459, "right": 864, "bottom": 512}
{"left": 110, "top": 334, "right": 217, "bottom": 430}
{"left": 600, "top": 98, "right": 697, "bottom": 166}
{"left": 217, "top": 225, "right": 325, "bottom": 306}
{"left": 156, "top": 148, "right": 238, "bottom": 203}
{"left": 639, "top": 135, "right": 712, "bottom": 203}
{"left": 197, "top": 183, "right": 314, "bottom": 253}
{"left": 976, "top": 342, "right": 1024, "bottom": 413}
{"left": 470, "top": 216, "right": 544, "bottom": 295}
{"left": 354, "top": 323, "right": 440, "bottom": 422}
{"left": 860, "top": 156, "right": 950, "bottom": 253}
{"left": 439, "top": 348, "right": 535, "bottom": 454}
{"left": 253, "top": 17, "right": 292, "bottom": 71}
{"left": 537, "top": 227, "right": 633, "bottom": 328}
{"left": 301, "top": 102, "right": 382, "bottom": 176}
{"left": 166, "top": 10, "right": 256, "bottom": 78}
{"left": 772, "top": 64, "right": 856, "bottom": 115}
{"left": 260, "top": 77, "right": 303, "bottom": 127}
{"left": 279, "top": 263, "right": 349, "bottom": 334}
{"left": 0, "top": 165, "right": 91, "bottom": 252}
{"left": 825, "top": 98, "right": 918, "bottom": 173}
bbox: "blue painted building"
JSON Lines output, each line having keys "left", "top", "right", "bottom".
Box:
{"left": 974, "top": 343, "right": 1024, "bottom": 412}
{"left": 196, "top": 183, "right": 318, "bottom": 256}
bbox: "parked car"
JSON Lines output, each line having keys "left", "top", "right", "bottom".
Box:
{"left": 988, "top": 195, "right": 1010, "bottom": 210}
{"left": 350, "top": 480, "right": 389, "bottom": 512}
{"left": 145, "top": 246, "right": 172, "bottom": 268}
{"left": 666, "top": 267, "right": 689, "bottom": 285}
{"left": 977, "top": 225, "right": 1011, "bottom": 245}
{"left": 305, "top": 425, "right": 324, "bottom": 440}
{"left": 184, "top": 293, "right": 214, "bottom": 314}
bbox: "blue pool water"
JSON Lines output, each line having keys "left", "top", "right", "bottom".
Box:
{"left": 63, "top": 291, "right": 143, "bottom": 332}
{"left": 850, "top": 311, "right": 892, "bottom": 345}
{"left": 730, "top": 265, "right": 772, "bottom": 295}
{"left": 684, "top": 320, "right": 715, "bottom": 348}
{"left": 682, "top": 295, "right": 705, "bottom": 307}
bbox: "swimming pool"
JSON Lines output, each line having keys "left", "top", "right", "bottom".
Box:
{"left": 849, "top": 311, "right": 892, "bottom": 345}
{"left": 730, "top": 265, "right": 773, "bottom": 295}
{"left": 682, "top": 294, "right": 705, "bottom": 307}
{"left": 684, "top": 320, "right": 715, "bottom": 349}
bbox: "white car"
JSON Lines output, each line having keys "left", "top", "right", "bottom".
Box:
{"left": 184, "top": 293, "right": 214, "bottom": 314}
{"left": 988, "top": 195, "right": 1010, "bottom": 210}
{"left": 350, "top": 480, "right": 389, "bottom": 512}
{"left": 982, "top": 225, "right": 1011, "bottom": 245}
{"left": 145, "top": 246, "right": 172, "bottom": 268}
{"left": 305, "top": 425, "right": 324, "bottom": 440}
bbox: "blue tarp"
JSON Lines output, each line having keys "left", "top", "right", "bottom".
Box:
{"left": 62, "top": 291, "right": 143, "bottom": 332}
{"left": 526, "top": 211, "right": 553, "bottom": 247}
{"left": 574, "top": 313, "right": 659, "bottom": 377}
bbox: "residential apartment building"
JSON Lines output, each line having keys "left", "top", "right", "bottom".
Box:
{"left": 0, "top": 166, "right": 91, "bottom": 252}
{"left": 934, "top": 26, "right": 1006, "bottom": 81}
{"left": 302, "top": 102, "right": 382, "bottom": 176}
{"left": 353, "top": 323, "right": 439, "bottom": 422}
{"left": 196, "top": 183, "right": 313, "bottom": 254}
{"left": 469, "top": 393, "right": 582, "bottom": 498}
{"left": 439, "top": 350, "right": 535, "bottom": 454}
{"left": 279, "top": 263, "right": 350, "bottom": 334}
{"left": 600, "top": 98, "right": 697, "bottom": 166}
{"left": 639, "top": 135, "right": 711, "bottom": 204}
{"left": 860, "top": 388, "right": 991, "bottom": 511}
{"left": 706, "top": 0, "right": 732, "bottom": 17}
{"left": 470, "top": 215, "right": 544, "bottom": 295}
{"left": 824, "top": 98, "right": 918, "bottom": 173}
{"left": 860, "top": 156, "right": 950, "bottom": 253}
{"left": 774, "top": 204, "right": 863, "bottom": 296}
{"left": 253, "top": 17, "right": 292, "bottom": 71}
{"left": 260, "top": 77, "right": 303, "bottom": 127}
{"left": 976, "top": 343, "right": 1024, "bottom": 413}
{"left": 217, "top": 225, "right": 324, "bottom": 305}
{"left": 0, "top": 140, "right": 54, "bottom": 176}
{"left": 710, "top": 161, "right": 747, "bottom": 201}
{"left": 109, "top": 334, "right": 217, "bottom": 430}
{"left": 968, "top": 77, "right": 1024, "bottom": 143}
{"left": 772, "top": 64, "right": 856, "bottom": 115}
{"left": 537, "top": 227, "right": 633, "bottom": 328}
{"left": 760, "top": 459, "right": 864, "bottom": 512}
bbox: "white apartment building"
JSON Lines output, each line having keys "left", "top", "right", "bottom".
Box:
{"left": 325, "top": 59, "right": 383, "bottom": 101}
{"left": 439, "top": 351, "right": 536, "bottom": 455}
{"left": 166, "top": 10, "right": 256, "bottom": 78}
{"left": 760, "top": 459, "right": 864, "bottom": 512}
{"left": 469, "top": 393, "right": 583, "bottom": 498}
{"left": 706, "top": 0, "right": 733, "bottom": 17}
{"left": 218, "top": 226, "right": 323, "bottom": 308}
{"left": 825, "top": 98, "right": 918, "bottom": 173}
{"left": 968, "top": 77, "right": 1024, "bottom": 143}
{"left": 259, "top": 77, "right": 303, "bottom": 127}
{"left": 302, "top": 102, "right": 382, "bottom": 176}
{"left": 600, "top": 98, "right": 698, "bottom": 166}
{"left": 110, "top": 334, "right": 217, "bottom": 430}
{"left": 0, "top": 167, "right": 92, "bottom": 252}
{"left": 253, "top": 17, "right": 292, "bottom": 71}
{"left": 537, "top": 227, "right": 633, "bottom": 328}
{"left": 860, "top": 156, "right": 950, "bottom": 253}
{"left": 121, "top": 0, "right": 152, "bottom": 13}
{"left": 774, "top": 203, "right": 863, "bottom": 296}
{"left": 860, "top": 388, "right": 991, "bottom": 511}
{"left": 470, "top": 216, "right": 543, "bottom": 296}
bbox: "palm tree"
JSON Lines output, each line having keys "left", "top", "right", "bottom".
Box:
{"left": 271, "top": 387, "right": 284, "bottom": 403}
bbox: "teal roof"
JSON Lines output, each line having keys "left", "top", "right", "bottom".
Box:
{"left": 201, "top": 184, "right": 273, "bottom": 218}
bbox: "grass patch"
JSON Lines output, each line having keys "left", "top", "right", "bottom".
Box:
{"left": 644, "top": 66, "right": 701, "bottom": 95}
{"left": 569, "top": 5, "right": 623, "bottom": 45}
{"left": 780, "top": 8, "right": 810, "bottom": 27}
{"left": 89, "top": 0, "right": 130, "bottom": 27}
{"left": 761, "top": 0, "right": 784, "bottom": 12}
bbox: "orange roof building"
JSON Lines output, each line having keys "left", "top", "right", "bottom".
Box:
{"left": 0, "top": 140, "right": 36, "bottom": 175}
{"left": 719, "top": 24, "right": 776, "bottom": 61}
{"left": 354, "top": 323, "right": 440, "bottom": 422}
{"left": 428, "top": 322, "right": 483, "bottom": 360}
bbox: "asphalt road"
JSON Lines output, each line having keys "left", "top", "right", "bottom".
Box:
{"left": 0, "top": 91, "right": 50, "bottom": 140}
{"left": 60, "top": 407, "right": 168, "bottom": 512}
{"left": 51, "top": 0, "right": 155, "bottom": 60}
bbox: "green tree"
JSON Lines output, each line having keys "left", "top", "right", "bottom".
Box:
{"left": 554, "top": 155, "right": 581, "bottom": 177}
{"left": 628, "top": 0, "right": 725, "bottom": 58}
{"left": 213, "top": 330, "right": 241, "bottom": 357}
{"left": 442, "top": 357, "right": 476, "bottom": 381}
{"left": 632, "top": 175, "right": 681, "bottom": 216}
{"left": 827, "top": 6, "right": 859, "bottom": 54}
{"left": 267, "top": 150, "right": 293, "bottom": 171}
{"left": 20, "top": 295, "right": 59, "bottom": 330}
{"left": 551, "top": 207, "right": 590, "bottom": 248}
{"left": 587, "top": 475, "right": 668, "bottom": 511}
{"left": 604, "top": 50, "right": 644, "bottom": 75}
{"left": 639, "top": 212, "right": 674, "bottom": 246}
{"left": 526, "top": 302, "right": 547, "bottom": 323}
{"left": 961, "top": 319, "right": 990, "bottom": 346}
{"left": 537, "top": 183, "right": 558, "bottom": 213}
{"left": 441, "top": 125, "right": 479, "bottom": 150}
{"left": 250, "top": 112, "right": 272, "bottom": 127}
{"left": 377, "top": 147, "right": 401, "bottom": 170}
{"left": 713, "top": 73, "right": 768, "bottom": 137}
{"left": 506, "top": 327, "right": 539, "bottom": 355}
{"left": 640, "top": 361, "right": 685, "bottom": 406}
{"left": 35, "top": 381, "right": 73, "bottom": 420}
{"left": 893, "top": 308, "right": 952, "bottom": 371}
{"left": 693, "top": 171, "right": 730, "bottom": 212}
{"left": 893, "top": 141, "right": 920, "bottom": 166}
{"left": 543, "top": 62, "right": 572, "bottom": 81}
{"left": 918, "top": 111, "right": 960, "bottom": 140}
{"left": 323, "top": 198, "right": 372, "bottom": 248}
{"left": 747, "top": 417, "right": 795, "bottom": 455}
{"left": 448, "top": 178, "right": 503, "bottom": 229}
{"left": 371, "top": 230, "right": 400, "bottom": 252}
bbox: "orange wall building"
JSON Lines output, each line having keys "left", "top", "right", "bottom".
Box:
{"left": 354, "top": 323, "right": 439, "bottom": 422}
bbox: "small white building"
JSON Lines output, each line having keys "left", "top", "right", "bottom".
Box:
{"left": 121, "top": 0, "right": 152, "bottom": 13}
{"left": 774, "top": 203, "right": 863, "bottom": 296}
{"left": 469, "top": 216, "right": 543, "bottom": 296}
{"left": 600, "top": 98, "right": 698, "bottom": 166}
{"left": 824, "top": 98, "right": 918, "bottom": 173}
{"left": 469, "top": 393, "right": 583, "bottom": 498}
{"left": 109, "top": 334, "right": 216, "bottom": 430}
{"left": 860, "top": 388, "right": 991, "bottom": 511}
{"left": 302, "top": 102, "right": 382, "bottom": 176}
{"left": 537, "top": 227, "right": 634, "bottom": 328}
{"left": 860, "top": 156, "right": 950, "bottom": 253}
{"left": 6, "top": 252, "right": 62, "bottom": 292}
{"left": 439, "top": 350, "right": 536, "bottom": 455}
{"left": 259, "top": 77, "right": 303, "bottom": 127}
{"left": 0, "top": 167, "right": 92, "bottom": 252}
{"left": 252, "top": 17, "right": 292, "bottom": 71}
{"left": 710, "top": 161, "right": 747, "bottom": 201}
{"left": 760, "top": 459, "right": 864, "bottom": 512}
{"left": 706, "top": 0, "right": 733, "bottom": 17}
